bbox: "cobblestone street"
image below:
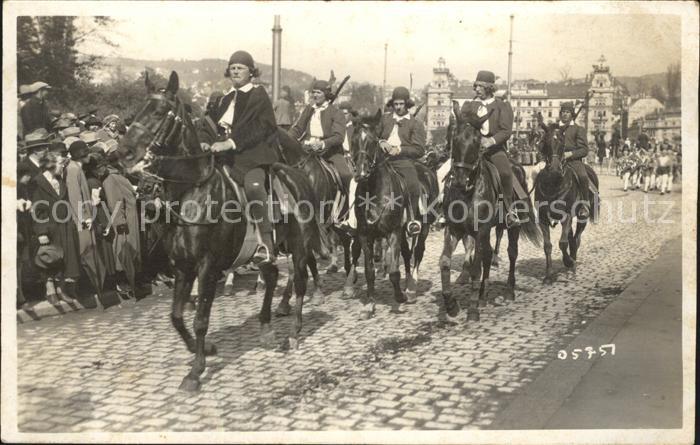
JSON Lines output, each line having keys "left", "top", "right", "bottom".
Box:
{"left": 16, "top": 173, "right": 683, "bottom": 432}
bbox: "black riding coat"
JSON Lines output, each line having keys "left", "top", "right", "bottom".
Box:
{"left": 197, "top": 84, "right": 280, "bottom": 183}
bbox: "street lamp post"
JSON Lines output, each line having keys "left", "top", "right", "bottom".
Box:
{"left": 271, "top": 15, "right": 282, "bottom": 102}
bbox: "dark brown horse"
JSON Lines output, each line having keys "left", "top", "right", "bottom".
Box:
{"left": 343, "top": 111, "right": 438, "bottom": 319}
{"left": 118, "top": 71, "right": 327, "bottom": 391}
{"left": 440, "top": 101, "right": 541, "bottom": 321}
{"left": 535, "top": 118, "right": 599, "bottom": 284}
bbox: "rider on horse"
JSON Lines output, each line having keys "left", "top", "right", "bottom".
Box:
{"left": 200, "top": 50, "right": 280, "bottom": 264}
{"left": 470, "top": 70, "right": 519, "bottom": 228}
{"left": 341, "top": 86, "right": 426, "bottom": 237}
{"left": 289, "top": 80, "right": 351, "bottom": 194}
{"left": 557, "top": 101, "right": 591, "bottom": 218}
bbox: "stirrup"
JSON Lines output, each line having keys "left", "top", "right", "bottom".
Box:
{"left": 253, "top": 244, "right": 275, "bottom": 265}
{"left": 406, "top": 220, "right": 422, "bottom": 237}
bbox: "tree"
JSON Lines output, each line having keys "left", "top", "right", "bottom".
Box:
{"left": 665, "top": 62, "right": 681, "bottom": 108}
{"left": 650, "top": 84, "right": 666, "bottom": 104}
{"left": 558, "top": 64, "right": 572, "bottom": 83}
{"left": 16, "top": 16, "right": 116, "bottom": 108}
{"left": 350, "top": 83, "right": 381, "bottom": 114}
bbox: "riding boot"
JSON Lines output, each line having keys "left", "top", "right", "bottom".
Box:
{"left": 501, "top": 175, "right": 520, "bottom": 228}
{"left": 338, "top": 178, "right": 357, "bottom": 234}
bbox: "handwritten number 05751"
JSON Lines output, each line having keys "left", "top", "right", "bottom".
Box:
{"left": 558, "top": 344, "right": 615, "bottom": 360}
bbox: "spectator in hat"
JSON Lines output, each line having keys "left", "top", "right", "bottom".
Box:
{"left": 84, "top": 115, "right": 102, "bottom": 132}
{"left": 338, "top": 101, "right": 356, "bottom": 156}
{"left": 31, "top": 151, "right": 81, "bottom": 304}
{"left": 18, "top": 84, "right": 33, "bottom": 139}
{"left": 20, "top": 82, "right": 52, "bottom": 137}
{"left": 274, "top": 85, "right": 295, "bottom": 130}
{"left": 80, "top": 131, "right": 101, "bottom": 147}
{"left": 59, "top": 126, "right": 81, "bottom": 141}
{"left": 100, "top": 114, "right": 121, "bottom": 141}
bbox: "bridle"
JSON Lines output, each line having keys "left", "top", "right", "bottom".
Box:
{"left": 447, "top": 120, "right": 480, "bottom": 192}
{"left": 127, "top": 92, "right": 216, "bottom": 186}
{"left": 354, "top": 124, "right": 380, "bottom": 179}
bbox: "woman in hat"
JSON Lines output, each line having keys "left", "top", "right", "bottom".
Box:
{"left": 20, "top": 82, "right": 52, "bottom": 137}
{"left": 289, "top": 78, "right": 350, "bottom": 194}
{"left": 274, "top": 85, "right": 295, "bottom": 131}
{"left": 198, "top": 50, "right": 280, "bottom": 264}
{"left": 31, "top": 151, "right": 81, "bottom": 304}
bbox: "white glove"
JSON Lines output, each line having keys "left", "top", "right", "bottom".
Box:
{"left": 480, "top": 137, "right": 496, "bottom": 148}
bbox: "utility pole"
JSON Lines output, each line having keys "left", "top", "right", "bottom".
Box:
{"left": 409, "top": 72, "right": 413, "bottom": 93}
{"left": 271, "top": 15, "right": 282, "bottom": 102}
{"left": 382, "top": 42, "right": 388, "bottom": 109}
{"left": 507, "top": 14, "right": 514, "bottom": 103}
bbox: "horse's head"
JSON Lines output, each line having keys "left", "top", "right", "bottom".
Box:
{"left": 448, "top": 100, "right": 487, "bottom": 190}
{"left": 536, "top": 113, "right": 564, "bottom": 172}
{"left": 351, "top": 109, "right": 383, "bottom": 182}
{"left": 118, "top": 71, "right": 194, "bottom": 175}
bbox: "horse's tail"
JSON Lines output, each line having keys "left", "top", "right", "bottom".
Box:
{"left": 585, "top": 164, "right": 601, "bottom": 224}
{"left": 513, "top": 164, "right": 542, "bottom": 247}
{"left": 271, "top": 163, "right": 331, "bottom": 259}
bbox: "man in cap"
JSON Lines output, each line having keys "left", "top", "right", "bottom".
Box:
{"left": 198, "top": 50, "right": 280, "bottom": 264}
{"left": 289, "top": 79, "right": 350, "bottom": 191}
{"left": 338, "top": 101, "right": 356, "bottom": 158}
{"left": 20, "top": 81, "right": 52, "bottom": 136}
{"left": 465, "top": 70, "right": 519, "bottom": 227}
{"left": 558, "top": 101, "right": 591, "bottom": 218}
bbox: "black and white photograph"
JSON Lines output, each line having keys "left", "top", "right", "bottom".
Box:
{"left": 2, "top": 1, "right": 697, "bottom": 443}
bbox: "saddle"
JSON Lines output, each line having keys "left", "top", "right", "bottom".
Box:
{"left": 317, "top": 155, "right": 347, "bottom": 193}
{"left": 564, "top": 162, "right": 599, "bottom": 197}
{"left": 218, "top": 164, "right": 296, "bottom": 269}
{"left": 481, "top": 159, "right": 528, "bottom": 201}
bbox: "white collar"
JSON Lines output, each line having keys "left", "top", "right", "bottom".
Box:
{"left": 29, "top": 156, "right": 41, "bottom": 167}
{"left": 559, "top": 120, "right": 572, "bottom": 127}
{"left": 225, "top": 82, "right": 254, "bottom": 94}
{"left": 393, "top": 112, "right": 411, "bottom": 122}
{"left": 479, "top": 97, "right": 495, "bottom": 105}
{"left": 312, "top": 101, "right": 329, "bottom": 111}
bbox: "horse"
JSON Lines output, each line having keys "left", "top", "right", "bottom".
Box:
{"left": 534, "top": 117, "right": 599, "bottom": 284}
{"left": 439, "top": 101, "right": 541, "bottom": 321}
{"left": 343, "top": 110, "right": 438, "bottom": 319}
{"left": 276, "top": 128, "right": 351, "bottom": 316}
{"left": 117, "top": 71, "right": 327, "bottom": 391}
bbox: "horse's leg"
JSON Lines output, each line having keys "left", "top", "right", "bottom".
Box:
{"left": 275, "top": 254, "right": 293, "bottom": 317}
{"left": 342, "top": 233, "right": 352, "bottom": 275}
{"left": 406, "top": 225, "right": 429, "bottom": 304}
{"left": 559, "top": 215, "right": 575, "bottom": 272}
{"left": 505, "top": 227, "right": 520, "bottom": 301}
{"left": 307, "top": 253, "right": 323, "bottom": 302}
{"left": 171, "top": 267, "right": 196, "bottom": 353}
{"left": 492, "top": 225, "right": 504, "bottom": 268}
{"left": 289, "top": 245, "right": 309, "bottom": 350}
{"left": 477, "top": 226, "right": 493, "bottom": 306}
{"left": 179, "top": 258, "right": 218, "bottom": 392}
{"left": 400, "top": 234, "right": 412, "bottom": 285}
{"left": 439, "top": 227, "right": 460, "bottom": 318}
{"left": 387, "top": 231, "right": 406, "bottom": 305}
{"left": 223, "top": 268, "right": 235, "bottom": 295}
{"left": 569, "top": 218, "right": 587, "bottom": 262}
{"left": 326, "top": 234, "right": 339, "bottom": 274}
{"left": 259, "top": 261, "right": 280, "bottom": 348}
{"left": 359, "top": 234, "right": 377, "bottom": 319}
{"left": 342, "top": 236, "right": 361, "bottom": 299}
{"left": 455, "top": 235, "right": 473, "bottom": 285}
{"left": 541, "top": 221, "right": 554, "bottom": 284}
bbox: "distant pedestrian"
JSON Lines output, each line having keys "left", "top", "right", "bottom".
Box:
{"left": 274, "top": 86, "right": 295, "bottom": 130}
{"left": 20, "top": 82, "right": 52, "bottom": 137}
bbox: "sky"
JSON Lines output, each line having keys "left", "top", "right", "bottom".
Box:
{"left": 73, "top": 2, "right": 681, "bottom": 88}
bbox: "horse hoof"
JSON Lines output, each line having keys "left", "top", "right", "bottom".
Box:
{"left": 260, "top": 330, "right": 276, "bottom": 349}
{"left": 178, "top": 376, "right": 201, "bottom": 393}
{"left": 394, "top": 292, "right": 407, "bottom": 304}
{"left": 341, "top": 287, "right": 354, "bottom": 300}
{"left": 359, "top": 302, "right": 375, "bottom": 320}
{"left": 275, "top": 301, "right": 292, "bottom": 317}
{"left": 543, "top": 276, "right": 554, "bottom": 285}
{"left": 204, "top": 342, "right": 217, "bottom": 356}
{"left": 505, "top": 289, "right": 515, "bottom": 301}
{"left": 326, "top": 265, "right": 339, "bottom": 274}
{"left": 466, "top": 308, "right": 480, "bottom": 322}
{"left": 455, "top": 272, "right": 469, "bottom": 285}
{"left": 443, "top": 294, "right": 460, "bottom": 318}
{"left": 223, "top": 284, "right": 234, "bottom": 295}
{"left": 288, "top": 337, "right": 300, "bottom": 350}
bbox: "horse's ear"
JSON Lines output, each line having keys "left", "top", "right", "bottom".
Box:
{"left": 167, "top": 71, "right": 179, "bottom": 94}
{"left": 144, "top": 71, "right": 155, "bottom": 93}
{"left": 452, "top": 100, "right": 461, "bottom": 121}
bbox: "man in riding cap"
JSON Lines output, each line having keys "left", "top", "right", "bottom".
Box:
{"left": 466, "top": 70, "right": 519, "bottom": 228}
{"left": 289, "top": 79, "right": 350, "bottom": 192}
{"left": 340, "top": 87, "right": 425, "bottom": 236}
{"left": 558, "top": 101, "right": 591, "bottom": 218}
{"left": 200, "top": 50, "right": 280, "bottom": 264}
